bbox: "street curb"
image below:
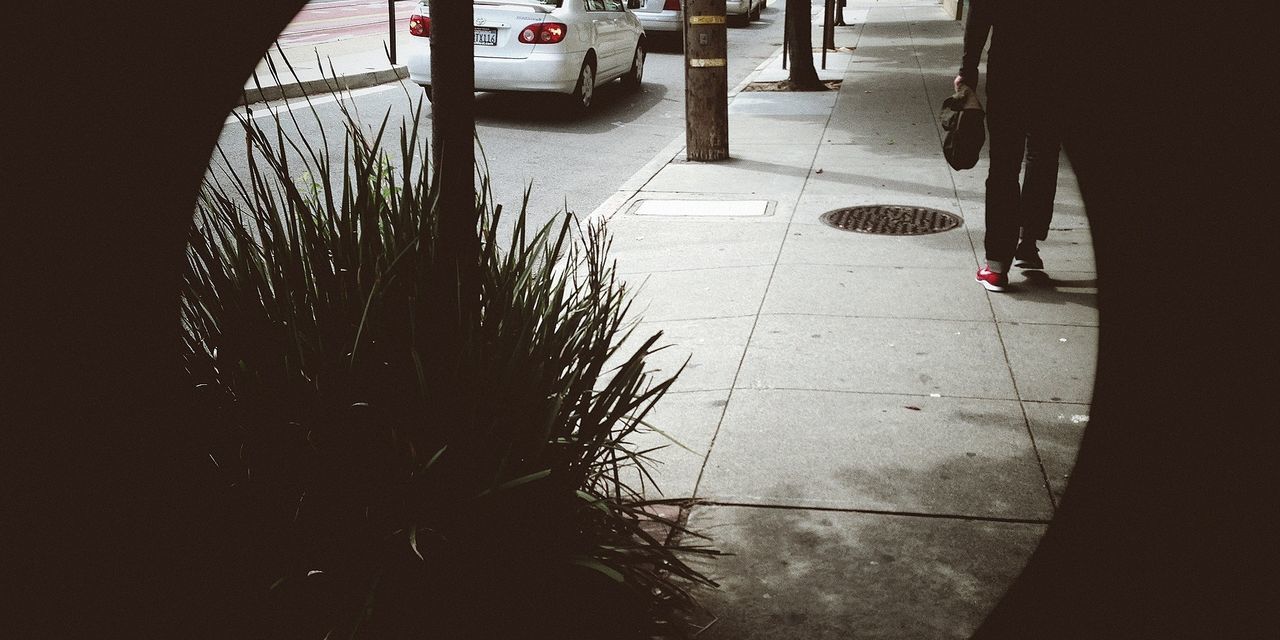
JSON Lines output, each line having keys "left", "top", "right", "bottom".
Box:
{"left": 582, "top": 45, "right": 786, "bottom": 227}
{"left": 240, "top": 66, "right": 409, "bottom": 105}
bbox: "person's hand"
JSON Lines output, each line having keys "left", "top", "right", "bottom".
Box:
{"left": 954, "top": 74, "right": 965, "bottom": 91}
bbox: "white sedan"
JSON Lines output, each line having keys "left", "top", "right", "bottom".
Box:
{"left": 407, "top": 0, "right": 646, "bottom": 111}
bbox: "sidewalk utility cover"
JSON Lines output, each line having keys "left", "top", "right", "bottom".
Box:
{"left": 630, "top": 200, "right": 771, "bottom": 217}
{"left": 821, "top": 205, "right": 962, "bottom": 235}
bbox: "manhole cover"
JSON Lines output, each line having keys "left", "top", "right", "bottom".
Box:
{"left": 820, "top": 205, "right": 962, "bottom": 235}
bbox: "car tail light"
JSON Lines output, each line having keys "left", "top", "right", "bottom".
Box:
{"left": 664, "top": 0, "right": 680, "bottom": 10}
{"left": 518, "top": 22, "right": 567, "bottom": 44}
{"left": 409, "top": 14, "right": 430, "bottom": 37}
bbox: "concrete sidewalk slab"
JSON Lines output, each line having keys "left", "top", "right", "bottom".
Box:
{"left": 608, "top": 216, "right": 789, "bottom": 274}
{"left": 622, "top": 389, "right": 728, "bottom": 499}
{"left": 998, "top": 323, "right": 1098, "bottom": 404}
{"left": 806, "top": 146, "right": 957, "bottom": 197}
{"left": 629, "top": 315, "right": 757, "bottom": 393}
{"left": 585, "top": 0, "right": 1095, "bottom": 635}
{"left": 686, "top": 505, "right": 1045, "bottom": 639}
{"left": 757, "top": 264, "right": 998, "bottom": 321}
{"left": 986, "top": 271, "right": 1100, "bottom": 326}
{"left": 1022, "top": 402, "right": 1090, "bottom": 504}
{"left": 626, "top": 265, "right": 774, "bottom": 323}
{"left": 697, "top": 389, "right": 1055, "bottom": 518}
{"left": 733, "top": 315, "right": 1018, "bottom": 399}
{"left": 775, "top": 223, "right": 976, "bottom": 268}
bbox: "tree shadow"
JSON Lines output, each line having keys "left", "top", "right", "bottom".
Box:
{"left": 682, "top": 451, "right": 1056, "bottom": 638}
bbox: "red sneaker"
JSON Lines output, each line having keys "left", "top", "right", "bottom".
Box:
{"left": 976, "top": 265, "right": 1008, "bottom": 292}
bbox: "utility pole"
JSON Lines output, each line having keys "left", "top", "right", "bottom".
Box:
{"left": 822, "top": 0, "right": 835, "bottom": 52}
{"left": 683, "top": 0, "right": 728, "bottom": 161}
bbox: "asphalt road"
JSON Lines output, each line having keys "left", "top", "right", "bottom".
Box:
{"left": 212, "top": 7, "right": 786, "bottom": 240}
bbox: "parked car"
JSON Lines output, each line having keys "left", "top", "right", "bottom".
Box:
{"left": 726, "top": 0, "right": 765, "bottom": 26}
{"left": 628, "top": 0, "right": 681, "bottom": 36}
{"left": 407, "top": 0, "right": 646, "bottom": 112}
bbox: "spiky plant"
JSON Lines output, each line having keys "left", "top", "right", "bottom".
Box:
{"left": 181, "top": 85, "right": 718, "bottom": 638}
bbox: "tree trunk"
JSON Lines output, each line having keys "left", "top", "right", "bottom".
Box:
{"left": 785, "top": 0, "right": 825, "bottom": 90}
{"left": 428, "top": 0, "right": 481, "bottom": 318}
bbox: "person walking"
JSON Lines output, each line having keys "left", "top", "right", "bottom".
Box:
{"left": 957, "top": 0, "right": 1065, "bottom": 292}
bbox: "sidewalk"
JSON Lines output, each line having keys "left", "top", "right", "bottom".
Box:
{"left": 590, "top": 1, "right": 1095, "bottom": 637}
{"left": 242, "top": 24, "right": 407, "bottom": 104}
{"left": 257, "top": 1, "right": 1097, "bottom": 636}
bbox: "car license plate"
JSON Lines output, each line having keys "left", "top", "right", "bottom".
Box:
{"left": 474, "top": 27, "right": 497, "bottom": 46}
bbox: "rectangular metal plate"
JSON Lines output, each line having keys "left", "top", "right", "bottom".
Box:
{"left": 629, "top": 199, "right": 772, "bottom": 217}
{"left": 474, "top": 27, "right": 497, "bottom": 46}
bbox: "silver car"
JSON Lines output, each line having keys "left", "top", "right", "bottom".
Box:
{"left": 726, "top": 0, "right": 765, "bottom": 26}
{"left": 628, "top": 0, "right": 682, "bottom": 34}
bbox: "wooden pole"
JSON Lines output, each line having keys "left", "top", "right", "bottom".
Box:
{"left": 684, "top": 0, "right": 728, "bottom": 161}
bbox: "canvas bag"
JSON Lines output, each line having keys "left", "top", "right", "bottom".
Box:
{"left": 940, "top": 86, "right": 986, "bottom": 170}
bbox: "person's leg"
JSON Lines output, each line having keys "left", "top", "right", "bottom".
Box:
{"left": 1019, "top": 115, "right": 1063, "bottom": 245}
{"left": 983, "top": 96, "right": 1026, "bottom": 273}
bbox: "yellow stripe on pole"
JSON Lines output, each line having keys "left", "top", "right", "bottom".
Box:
{"left": 689, "top": 58, "right": 727, "bottom": 68}
{"left": 689, "top": 15, "right": 726, "bottom": 24}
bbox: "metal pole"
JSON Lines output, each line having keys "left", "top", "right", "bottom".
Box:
{"left": 782, "top": 9, "right": 788, "bottom": 70}
{"left": 822, "top": 0, "right": 832, "bottom": 69}
{"left": 388, "top": 0, "right": 397, "bottom": 64}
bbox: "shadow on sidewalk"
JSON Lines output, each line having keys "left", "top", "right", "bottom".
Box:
{"left": 684, "top": 451, "right": 1051, "bottom": 638}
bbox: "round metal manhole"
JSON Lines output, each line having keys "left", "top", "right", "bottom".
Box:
{"left": 820, "top": 205, "right": 963, "bottom": 235}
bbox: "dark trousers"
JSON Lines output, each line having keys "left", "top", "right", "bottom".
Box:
{"left": 983, "top": 92, "right": 1062, "bottom": 269}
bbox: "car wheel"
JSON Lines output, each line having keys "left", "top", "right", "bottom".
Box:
{"left": 422, "top": 85, "right": 432, "bottom": 102}
{"left": 622, "top": 42, "right": 645, "bottom": 89}
{"left": 750, "top": 3, "right": 761, "bottom": 20}
{"left": 571, "top": 58, "right": 596, "bottom": 112}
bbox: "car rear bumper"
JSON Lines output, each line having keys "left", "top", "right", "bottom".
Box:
{"left": 406, "top": 40, "right": 586, "bottom": 94}
{"left": 726, "top": 0, "right": 751, "bottom": 16}
{"left": 637, "top": 12, "right": 681, "bottom": 33}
